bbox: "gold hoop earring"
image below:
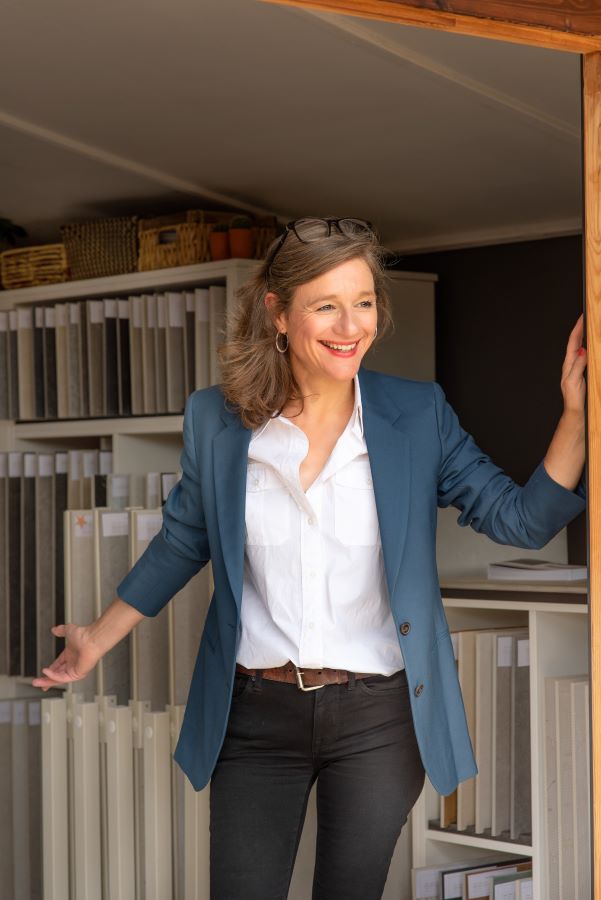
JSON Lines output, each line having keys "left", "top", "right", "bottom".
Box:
{"left": 373, "top": 325, "right": 378, "bottom": 339}
{"left": 275, "top": 332, "right": 289, "bottom": 353}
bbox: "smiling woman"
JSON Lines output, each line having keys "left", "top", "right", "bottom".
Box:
{"left": 218, "top": 216, "right": 394, "bottom": 429}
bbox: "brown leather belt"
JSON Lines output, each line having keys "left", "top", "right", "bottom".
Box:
{"left": 236, "top": 661, "right": 377, "bottom": 691}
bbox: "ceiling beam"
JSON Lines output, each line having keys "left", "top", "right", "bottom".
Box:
{"left": 260, "top": 0, "right": 601, "bottom": 52}
{"left": 0, "top": 107, "right": 286, "bottom": 223}
{"left": 297, "top": 9, "right": 579, "bottom": 142}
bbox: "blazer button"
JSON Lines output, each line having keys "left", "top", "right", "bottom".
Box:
{"left": 415, "top": 683, "right": 424, "bottom": 697}
{"left": 400, "top": 622, "right": 411, "bottom": 635}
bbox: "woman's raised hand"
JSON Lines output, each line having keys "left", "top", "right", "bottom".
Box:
{"left": 32, "top": 623, "right": 103, "bottom": 692}
{"left": 561, "top": 313, "right": 587, "bottom": 416}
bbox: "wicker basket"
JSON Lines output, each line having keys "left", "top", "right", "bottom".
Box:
{"left": 60, "top": 216, "right": 138, "bottom": 280}
{"left": 137, "top": 210, "right": 230, "bottom": 271}
{"left": 137, "top": 210, "right": 279, "bottom": 271}
{"left": 0, "top": 243, "right": 68, "bottom": 290}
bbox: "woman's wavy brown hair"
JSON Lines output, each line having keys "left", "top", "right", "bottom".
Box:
{"left": 218, "top": 219, "right": 394, "bottom": 429}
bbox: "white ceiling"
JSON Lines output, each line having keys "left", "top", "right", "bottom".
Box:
{"left": 0, "top": 0, "right": 583, "bottom": 253}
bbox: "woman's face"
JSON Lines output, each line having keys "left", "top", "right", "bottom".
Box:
{"left": 272, "top": 257, "right": 378, "bottom": 386}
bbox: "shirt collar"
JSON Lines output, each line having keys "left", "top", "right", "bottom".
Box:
{"left": 251, "top": 373, "right": 364, "bottom": 443}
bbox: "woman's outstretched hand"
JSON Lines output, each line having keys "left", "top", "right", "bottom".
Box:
{"left": 561, "top": 313, "right": 587, "bottom": 416}
{"left": 32, "top": 624, "right": 102, "bottom": 692}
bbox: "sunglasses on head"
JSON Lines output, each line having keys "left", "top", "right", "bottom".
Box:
{"left": 266, "top": 217, "right": 375, "bottom": 269}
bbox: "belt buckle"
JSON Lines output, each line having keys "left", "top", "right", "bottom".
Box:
{"left": 294, "top": 665, "right": 326, "bottom": 691}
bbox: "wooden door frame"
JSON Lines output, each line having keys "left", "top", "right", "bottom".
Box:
{"left": 264, "top": 0, "right": 600, "bottom": 893}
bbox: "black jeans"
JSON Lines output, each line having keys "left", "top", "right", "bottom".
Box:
{"left": 209, "top": 667, "right": 426, "bottom": 900}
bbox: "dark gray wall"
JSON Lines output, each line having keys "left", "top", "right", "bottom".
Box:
{"left": 392, "top": 235, "right": 587, "bottom": 563}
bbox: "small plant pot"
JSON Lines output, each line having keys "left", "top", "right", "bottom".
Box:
{"left": 228, "top": 228, "right": 254, "bottom": 259}
{"left": 209, "top": 230, "right": 230, "bottom": 261}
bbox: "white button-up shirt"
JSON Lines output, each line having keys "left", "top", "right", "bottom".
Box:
{"left": 237, "top": 374, "right": 405, "bottom": 675}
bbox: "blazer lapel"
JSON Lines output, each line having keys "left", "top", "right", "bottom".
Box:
{"left": 358, "top": 368, "right": 412, "bottom": 603}
{"left": 213, "top": 405, "right": 251, "bottom": 609}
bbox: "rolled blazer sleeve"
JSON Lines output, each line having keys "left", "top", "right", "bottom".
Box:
{"left": 117, "top": 392, "right": 211, "bottom": 617}
{"left": 433, "top": 382, "right": 586, "bottom": 550}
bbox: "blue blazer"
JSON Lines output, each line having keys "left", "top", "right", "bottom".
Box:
{"left": 117, "top": 366, "right": 586, "bottom": 796}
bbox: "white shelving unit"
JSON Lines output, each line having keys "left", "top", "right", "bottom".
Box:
{"left": 0, "top": 259, "right": 258, "bottom": 466}
{"left": 410, "top": 579, "right": 589, "bottom": 900}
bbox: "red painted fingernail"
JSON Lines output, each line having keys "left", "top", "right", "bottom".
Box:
{"left": 579, "top": 347, "right": 586, "bottom": 356}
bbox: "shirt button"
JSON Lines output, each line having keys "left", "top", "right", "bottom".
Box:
{"left": 308, "top": 622, "right": 315, "bottom": 629}
{"left": 400, "top": 622, "right": 411, "bottom": 636}
{"left": 415, "top": 683, "right": 424, "bottom": 697}
{"left": 308, "top": 516, "right": 316, "bottom": 526}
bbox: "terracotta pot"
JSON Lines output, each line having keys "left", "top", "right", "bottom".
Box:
{"left": 209, "top": 231, "right": 230, "bottom": 261}
{"left": 228, "top": 228, "right": 254, "bottom": 259}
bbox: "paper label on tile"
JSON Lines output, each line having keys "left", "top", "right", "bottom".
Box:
{"left": 102, "top": 512, "right": 129, "bottom": 537}
{"left": 24, "top": 454, "right": 36, "bottom": 477}
{"left": 73, "top": 512, "right": 93, "bottom": 537}
{"left": 162, "top": 473, "right": 178, "bottom": 498}
{"left": 118, "top": 300, "right": 129, "bottom": 318}
{"left": 28, "top": 702, "right": 41, "bottom": 726}
{"left": 0, "top": 312, "right": 7, "bottom": 331}
{"left": 69, "top": 303, "right": 80, "bottom": 325}
{"left": 99, "top": 451, "right": 113, "bottom": 476}
{"left": 89, "top": 300, "right": 103, "bottom": 324}
{"left": 450, "top": 632, "right": 458, "bottom": 661}
{"left": 45, "top": 308, "right": 56, "bottom": 327}
{"left": 13, "top": 701, "right": 25, "bottom": 725}
{"left": 131, "top": 298, "right": 142, "bottom": 328}
{"left": 0, "top": 702, "right": 10, "bottom": 724}
{"left": 168, "top": 294, "right": 184, "bottom": 327}
{"left": 110, "top": 475, "right": 129, "bottom": 499}
{"left": 9, "top": 453, "right": 22, "bottom": 478}
{"left": 104, "top": 299, "right": 117, "bottom": 318}
{"left": 146, "top": 297, "right": 157, "bottom": 327}
{"left": 518, "top": 639, "right": 530, "bottom": 667}
{"left": 35, "top": 307, "right": 44, "bottom": 327}
{"left": 38, "top": 455, "right": 54, "bottom": 477}
{"left": 137, "top": 513, "right": 163, "bottom": 542}
{"left": 69, "top": 452, "right": 81, "bottom": 480}
{"left": 17, "top": 308, "right": 33, "bottom": 328}
{"left": 468, "top": 868, "right": 517, "bottom": 899}
{"left": 55, "top": 452, "right": 68, "bottom": 474}
{"left": 497, "top": 636, "right": 512, "bottom": 667}
{"left": 83, "top": 451, "right": 98, "bottom": 478}
{"left": 56, "top": 305, "right": 67, "bottom": 326}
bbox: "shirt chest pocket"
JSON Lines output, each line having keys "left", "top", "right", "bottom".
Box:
{"left": 334, "top": 459, "right": 380, "bottom": 546}
{"left": 245, "top": 463, "right": 291, "bottom": 547}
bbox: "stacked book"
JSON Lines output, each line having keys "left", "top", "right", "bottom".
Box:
{"left": 435, "top": 627, "right": 532, "bottom": 845}
{"left": 0, "top": 285, "right": 225, "bottom": 420}
{"left": 0, "top": 450, "right": 179, "bottom": 681}
{"left": 544, "top": 674, "right": 590, "bottom": 900}
{"left": 487, "top": 558, "right": 587, "bottom": 582}
{"left": 412, "top": 854, "right": 533, "bottom": 899}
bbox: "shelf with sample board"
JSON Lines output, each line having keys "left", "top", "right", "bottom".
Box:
{"left": 0, "top": 258, "right": 258, "bottom": 427}
{"left": 410, "top": 585, "right": 590, "bottom": 900}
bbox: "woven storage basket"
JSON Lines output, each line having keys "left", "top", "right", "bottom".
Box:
{"left": 137, "top": 210, "right": 279, "bottom": 270}
{"left": 0, "top": 243, "right": 68, "bottom": 290}
{"left": 60, "top": 216, "right": 138, "bottom": 280}
{"left": 137, "top": 210, "right": 231, "bottom": 271}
